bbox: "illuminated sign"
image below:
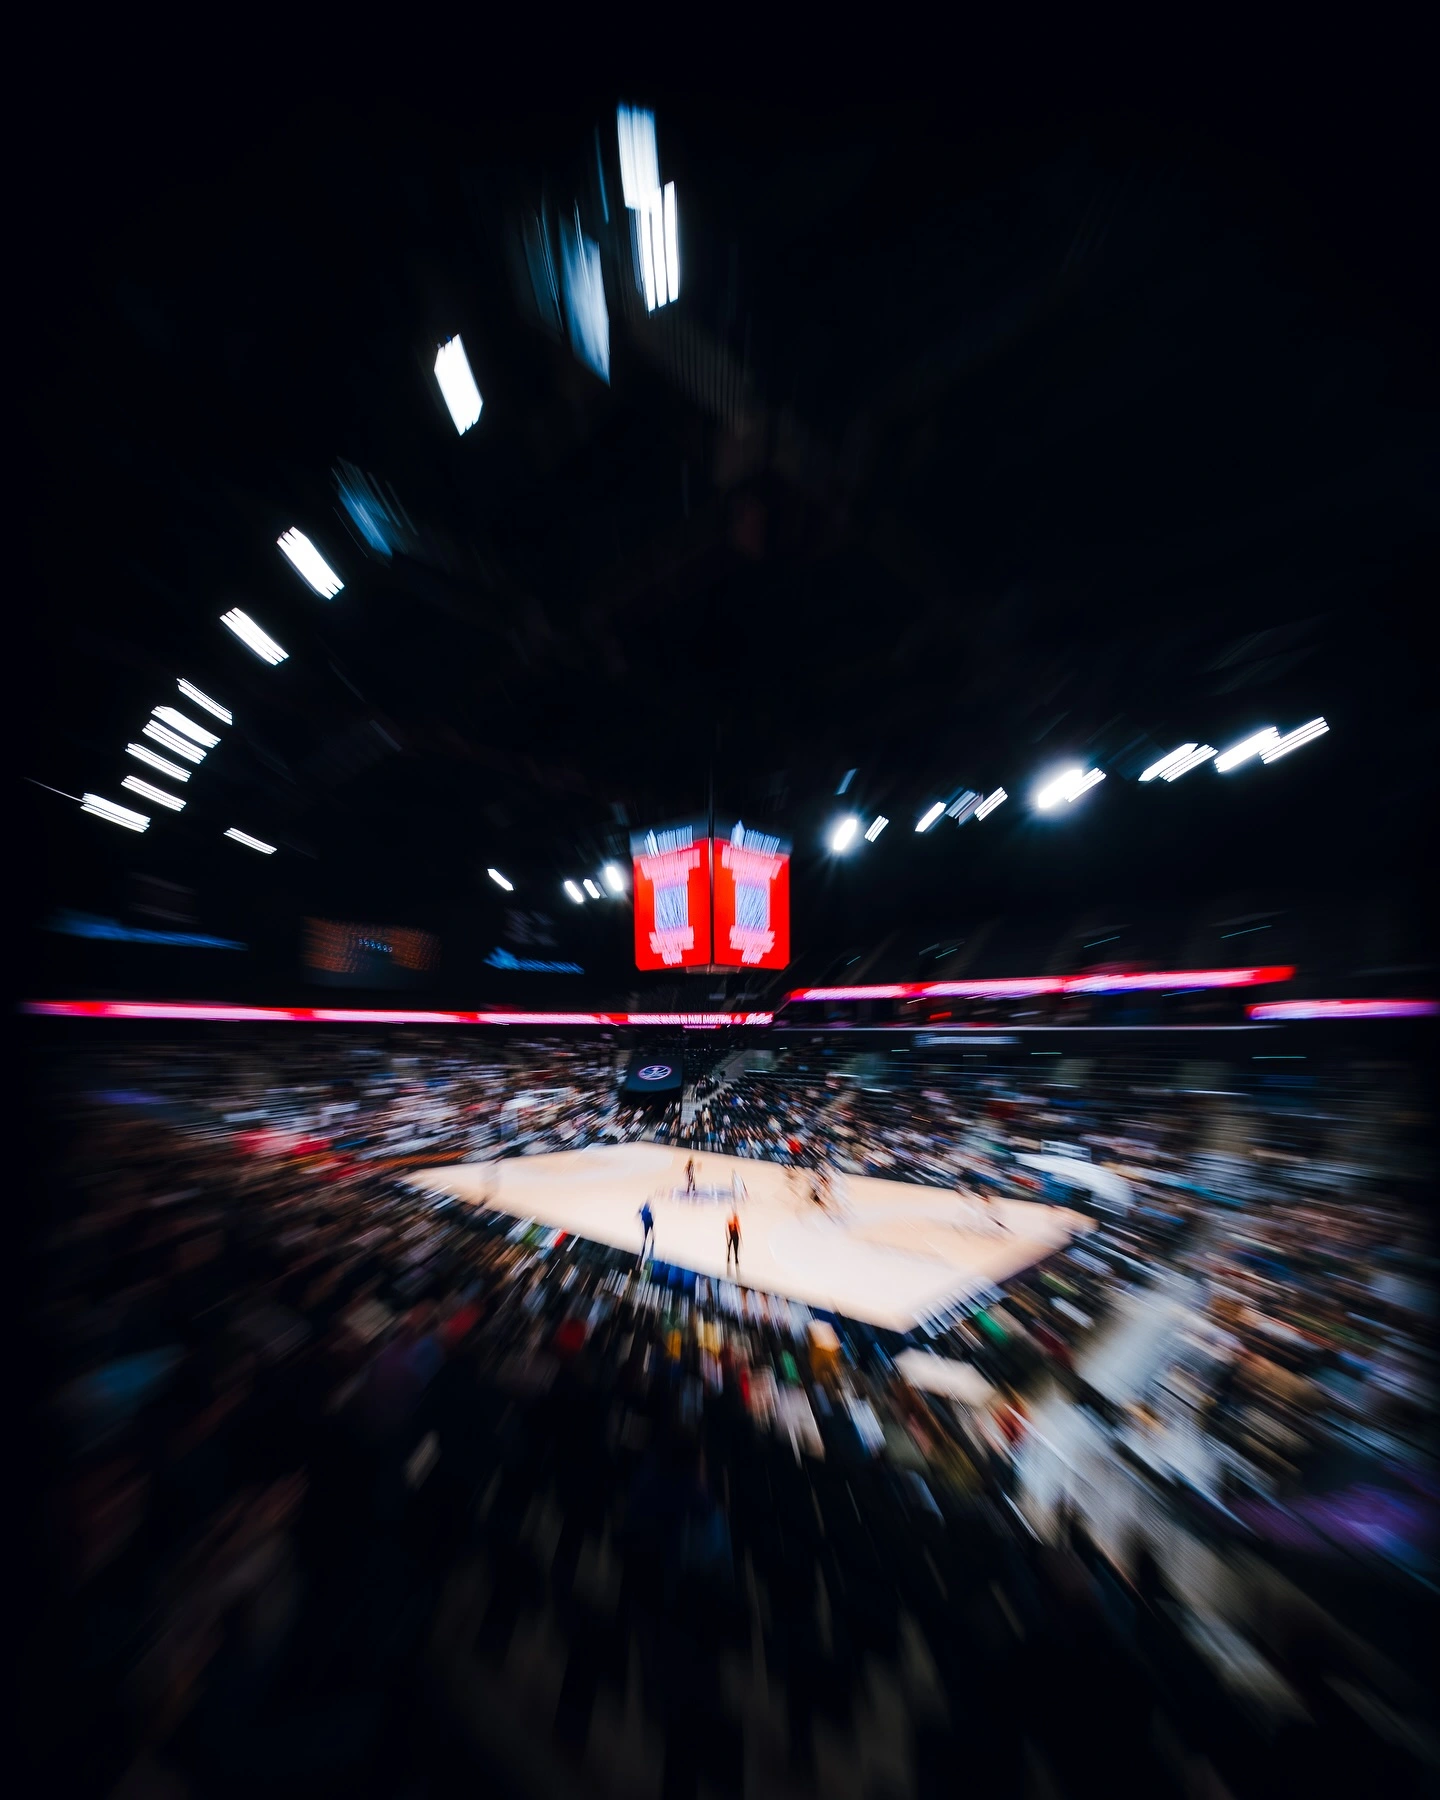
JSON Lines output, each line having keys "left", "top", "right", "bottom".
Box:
{"left": 630, "top": 823, "right": 712, "bottom": 970}
{"left": 484, "top": 947, "right": 583, "bottom": 974}
{"left": 712, "top": 819, "right": 791, "bottom": 970}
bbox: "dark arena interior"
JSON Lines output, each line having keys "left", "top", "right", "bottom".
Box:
{"left": 18, "top": 63, "right": 1438, "bottom": 1800}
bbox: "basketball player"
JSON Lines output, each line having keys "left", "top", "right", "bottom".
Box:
{"left": 725, "top": 1207, "right": 741, "bottom": 1272}
{"left": 638, "top": 1201, "right": 655, "bottom": 1265}
{"left": 685, "top": 1156, "right": 697, "bottom": 1197}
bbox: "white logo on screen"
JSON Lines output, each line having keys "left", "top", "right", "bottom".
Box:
{"left": 638, "top": 1064, "right": 673, "bottom": 1081}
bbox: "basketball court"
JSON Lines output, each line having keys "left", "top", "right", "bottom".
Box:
{"left": 408, "top": 1144, "right": 1090, "bottom": 1332}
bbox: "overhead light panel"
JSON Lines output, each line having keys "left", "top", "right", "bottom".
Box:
{"left": 582, "top": 877, "right": 602, "bottom": 899}
{"left": 564, "top": 880, "right": 585, "bottom": 904}
{"left": 434, "top": 334, "right": 484, "bottom": 434}
{"left": 616, "top": 105, "right": 660, "bottom": 209}
{"left": 152, "top": 706, "right": 220, "bottom": 748}
{"left": 1035, "top": 767, "right": 1105, "bottom": 810}
{"left": 603, "top": 863, "right": 627, "bottom": 894}
{"left": 127, "top": 743, "right": 191, "bottom": 782}
{"left": 143, "top": 720, "right": 205, "bottom": 763}
{"left": 122, "top": 776, "right": 185, "bottom": 811}
{"left": 1261, "top": 718, "right": 1328, "bottom": 763}
{"left": 1141, "top": 744, "right": 1197, "bottom": 782}
{"left": 278, "top": 529, "right": 343, "bottom": 599}
{"left": 975, "top": 788, "right": 1007, "bottom": 820}
{"left": 1162, "top": 745, "right": 1215, "bottom": 781}
{"left": 82, "top": 793, "right": 149, "bottom": 832}
{"left": 662, "top": 181, "right": 679, "bottom": 305}
{"left": 1215, "top": 727, "right": 1280, "bottom": 772}
{"left": 916, "top": 802, "right": 945, "bottom": 833}
{"left": 946, "top": 791, "right": 980, "bottom": 825}
{"left": 830, "top": 816, "right": 860, "bottom": 853}
{"left": 221, "top": 609, "right": 288, "bottom": 665}
{"left": 224, "top": 828, "right": 276, "bottom": 855}
{"left": 487, "top": 868, "right": 514, "bottom": 892}
{"left": 177, "top": 680, "right": 232, "bottom": 724}
{"left": 836, "top": 769, "right": 856, "bottom": 796}
{"left": 864, "top": 815, "right": 888, "bottom": 841}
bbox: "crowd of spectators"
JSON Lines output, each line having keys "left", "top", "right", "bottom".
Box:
{"left": 22, "top": 1030, "right": 1436, "bottom": 1797}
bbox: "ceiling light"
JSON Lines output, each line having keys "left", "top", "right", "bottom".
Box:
{"left": 662, "top": 181, "right": 679, "bottom": 304}
{"left": 1035, "top": 767, "right": 1105, "bottom": 810}
{"left": 152, "top": 706, "right": 220, "bottom": 748}
{"left": 836, "top": 769, "right": 856, "bottom": 796}
{"left": 278, "top": 528, "right": 343, "bottom": 598}
{"left": 487, "top": 868, "right": 514, "bottom": 892}
{"left": 224, "top": 828, "right": 275, "bottom": 854}
{"left": 176, "top": 680, "right": 232, "bottom": 724}
{"left": 127, "top": 744, "right": 191, "bottom": 781}
{"left": 143, "top": 720, "right": 205, "bottom": 763}
{"left": 221, "top": 609, "right": 288, "bottom": 664}
{"left": 564, "top": 880, "right": 585, "bottom": 903}
{"left": 916, "top": 802, "right": 945, "bottom": 833}
{"left": 122, "top": 775, "right": 185, "bottom": 811}
{"left": 864, "top": 815, "right": 888, "bottom": 841}
{"left": 1141, "top": 744, "right": 1198, "bottom": 782}
{"left": 582, "top": 877, "right": 602, "bottom": 899}
{"left": 1215, "top": 727, "right": 1280, "bottom": 772}
{"left": 1161, "top": 745, "right": 1216, "bottom": 780}
{"left": 434, "top": 335, "right": 483, "bottom": 434}
{"left": 1261, "top": 718, "right": 1328, "bottom": 763}
{"left": 830, "top": 816, "right": 860, "bottom": 853}
{"left": 603, "top": 863, "right": 627, "bottom": 894}
{"left": 946, "top": 791, "right": 980, "bottom": 825}
{"left": 974, "top": 788, "right": 1007, "bottom": 820}
{"left": 616, "top": 105, "right": 660, "bottom": 210}
{"left": 82, "top": 793, "right": 149, "bottom": 832}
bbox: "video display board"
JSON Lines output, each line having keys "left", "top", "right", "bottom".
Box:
{"left": 630, "top": 822, "right": 713, "bottom": 970}
{"left": 711, "top": 819, "right": 790, "bottom": 969}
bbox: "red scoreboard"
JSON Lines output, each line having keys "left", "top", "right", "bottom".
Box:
{"left": 631, "top": 819, "right": 790, "bottom": 971}
{"left": 712, "top": 819, "right": 790, "bottom": 969}
{"left": 630, "top": 823, "right": 713, "bottom": 970}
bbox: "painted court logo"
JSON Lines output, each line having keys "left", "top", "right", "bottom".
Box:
{"left": 638, "top": 1064, "right": 673, "bottom": 1082}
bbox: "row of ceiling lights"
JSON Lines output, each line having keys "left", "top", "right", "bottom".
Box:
{"left": 74, "top": 105, "right": 679, "bottom": 875}
{"left": 827, "top": 718, "right": 1329, "bottom": 854}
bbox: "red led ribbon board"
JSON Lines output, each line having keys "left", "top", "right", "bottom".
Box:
{"left": 631, "top": 827, "right": 713, "bottom": 970}
{"left": 712, "top": 824, "right": 790, "bottom": 970}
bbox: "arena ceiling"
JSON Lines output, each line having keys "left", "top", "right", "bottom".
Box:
{"left": 24, "top": 80, "right": 1437, "bottom": 1003}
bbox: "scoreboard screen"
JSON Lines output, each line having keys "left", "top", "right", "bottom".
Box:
{"left": 630, "top": 818, "right": 790, "bottom": 971}
{"left": 630, "top": 823, "right": 713, "bottom": 970}
{"left": 712, "top": 820, "right": 790, "bottom": 969}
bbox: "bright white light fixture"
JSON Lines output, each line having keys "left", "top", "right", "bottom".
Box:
{"left": 278, "top": 528, "right": 343, "bottom": 599}
{"left": 487, "top": 868, "right": 514, "bottom": 892}
{"left": 564, "top": 880, "right": 585, "bottom": 904}
{"left": 1141, "top": 744, "right": 1198, "bottom": 782}
{"left": 153, "top": 706, "right": 220, "bottom": 748}
{"left": 603, "top": 862, "right": 627, "bottom": 894}
{"left": 1215, "top": 727, "right": 1281, "bottom": 773}
{"left": 434, "top": 335, "right": 483, "bottom": 434}
{"left": 1261, "top": 718, "right": 1328, "bottom": 763}
{"left": 1164, "top": 745, "right": 1215, "bottom": 781}
{"left": 177, "top": 680, "right": 232, "bottom": 724}
{"left": 82, "top": 793, "right": 149, "bottom": 832}
{"left": 221, "top": 609, "right": 288, "bottom": 665}
{"left": 127, "top": 743, "right": 191, "bottom": 781}
{"left": 662, "top": 182, "right": 679, "bottom": 305}
{"left": 830, "top": 815, "right": 860, "bottom": 853}
{"left": 143, "top": 720, "right": 206, "bottom": 763}
{"left": 916, "top": 802, "right": 945, "bottom": 833}
{"left": 582, "top": 878, "right": 602, "bottom": 899}
{"left": 975, "top": 788, "right": 1007, "bottom": 820}
{"left": 122, "top": 775, "right": 185, "bottom": 811}
{"left": 1035, "top": 767, "right": 1106, "bottom": 810}
{"left": 224, "top": 828, "right": 276, "bottom": 855}
{"left": 865, "top": 815, "right": 888, "bottom": 841}
{"left": 616, "top": 106, "right": 660, "bottom": 209}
